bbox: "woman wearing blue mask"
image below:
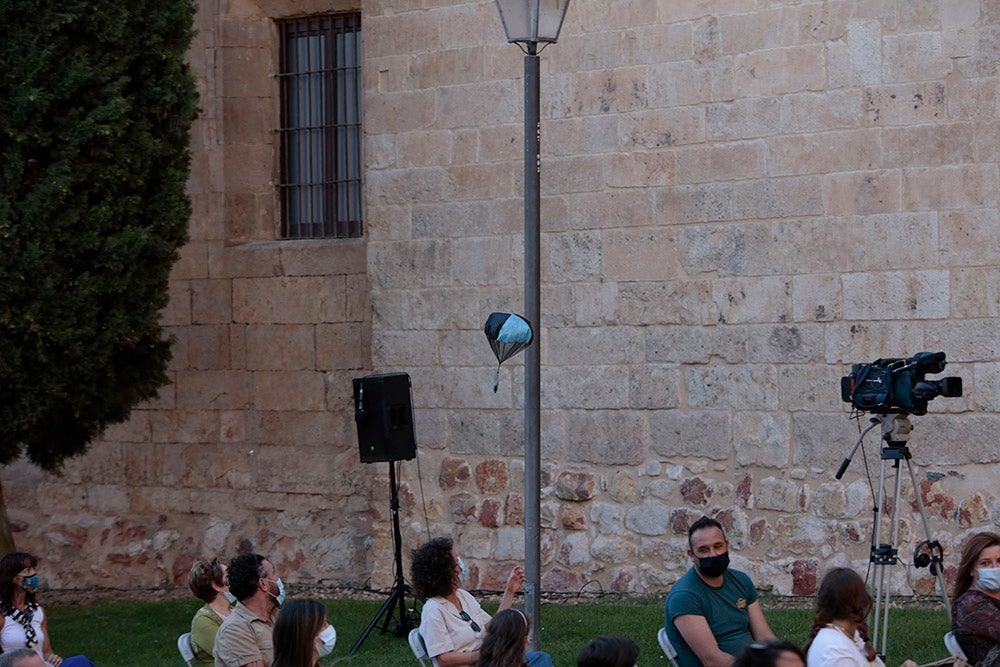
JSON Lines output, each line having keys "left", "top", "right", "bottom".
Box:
{"left": 0, "top": 552, "right": 94, "bottom": 667}
{"left": 411, "top": 537, "right": 528, "bottom": 667}
{"left": 270, "top": 599, "right": 336, "bottom": 666}
{"left": 188, "top": 558, "right": 236, "bottom": 665}
{"left": 952, "top": 532, "right": 1000, "bottom": 665}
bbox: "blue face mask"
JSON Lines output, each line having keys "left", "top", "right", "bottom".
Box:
{"left": 458, "top": 557, "right": 467, "bottom": 582}
{"left": 270, "top": 578, "right": 286, "bottom": 607}
{"left": 223, "top": 590, "right": 237, "bottom": 605}
{"left": 978, "top": 568, "right": 1000, "bottom": 591}
{"left": 21, "top": 574, "right": 39, "bottom": 593}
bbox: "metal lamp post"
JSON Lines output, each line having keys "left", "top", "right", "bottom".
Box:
{"left": 494, "top": 0, "right": 569, "bottom": 651}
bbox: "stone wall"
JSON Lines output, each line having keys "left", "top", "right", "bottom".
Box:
{"left": 3, "top": 0, "right": 1000, "bottom": 599}
{"left": 367, "top": 0, "right": 1000, "bottom": 596}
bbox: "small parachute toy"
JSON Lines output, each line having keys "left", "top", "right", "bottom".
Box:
{"left": 484, "top": 312, "right": 534, "bottom": 392}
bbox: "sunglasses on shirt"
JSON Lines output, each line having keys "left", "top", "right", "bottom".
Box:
{"left": 459, "top": 611, "right": 481, "bottom": 633}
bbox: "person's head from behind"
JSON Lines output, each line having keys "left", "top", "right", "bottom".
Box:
{"left": 0, "top": 648, "right": 46, "bottom": 667}
{"left": 954, "top": 531, "right": 1000, "bottom": 599}
{"left": 411, "top": 536, "right": 458, "bottom": 600}
{"left": 478, "top": 608, "right": 530, "bottom": 666}
{"left": 188, "top": 558, "right": 229, "bottom": 604}
{"left": 577, "top": 635, "right": 640, "bottom": 667}
{"left": 272, "top": 599, "right": 334, "bottom": 667}
{"left": 733, "top": 640, "right": 805, "bottom": 667}
{"left": 0, "top": 552, "right": 38, "bottom": 606}
{"left": 814, "top": 567, "right": 872, "bottom": 623}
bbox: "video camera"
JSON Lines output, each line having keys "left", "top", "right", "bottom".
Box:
{"left": 841, "top": 351, "right": 962, "bottom": 415}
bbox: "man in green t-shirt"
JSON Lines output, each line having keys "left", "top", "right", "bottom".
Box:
{"left": 664, "top": 516, "right": 777, "bottom": 667}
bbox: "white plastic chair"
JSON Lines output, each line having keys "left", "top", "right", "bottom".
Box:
{"left": 177, "top": 632, "right": 196, "bottom": 666}
{"left": 658, "top": 627, "right": 680, "bottom": 667}
{"left": 944, "top": 631, "right": 968, "bottom": 661}
{"left": 408, "top": 628, "right": 440, "bottom": 667}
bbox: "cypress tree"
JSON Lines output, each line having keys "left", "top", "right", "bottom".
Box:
{"left": 0, "top": 0, "right": 199, "bottom": 471}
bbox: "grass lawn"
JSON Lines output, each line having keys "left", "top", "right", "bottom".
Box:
{"left": 45, "top": 595, "right": 952, "bottom": 666}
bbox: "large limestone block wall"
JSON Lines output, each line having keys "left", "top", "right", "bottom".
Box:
{"left": 365, "top": 1, "right": 1000, "bottom": 595}
{"left": 2, "top": 0, "right": 377, "bottom": 590}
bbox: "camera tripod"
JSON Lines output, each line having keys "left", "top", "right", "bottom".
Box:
{"left": 350, "top": 461, "right": 416, "bottom": 654}
{"left": 836, "top": 414, "right": 951, "bottom": 660}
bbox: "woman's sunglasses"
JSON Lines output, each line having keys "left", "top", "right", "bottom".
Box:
{"left": 459, "top": 611, "right": 481, "bottom": 633}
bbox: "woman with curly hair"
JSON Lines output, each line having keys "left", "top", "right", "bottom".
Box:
{"left": 951, "top": 531, "right": 1000, "bottom": 664}
{"left": 411, "top": 537, "right": 535, "bottom": 667}
{"left": 804, "top": 568, "right": 914, "bottom": 667}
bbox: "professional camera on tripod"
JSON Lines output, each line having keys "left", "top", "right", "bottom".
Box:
{"left": 840, "top": 351, "right": 962, "bottom": 415}
{"left": 836, "top": 351, "right": 963, "bottom": 659}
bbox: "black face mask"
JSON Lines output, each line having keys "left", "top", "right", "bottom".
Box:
{"left": 697, "top": 551, "right": 730, "bottom": 578}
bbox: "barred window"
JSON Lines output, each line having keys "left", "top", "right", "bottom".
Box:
{"left": 277, "top": 14, "right": 362, "bottom": 239}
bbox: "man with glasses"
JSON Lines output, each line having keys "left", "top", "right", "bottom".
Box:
{"left": 213, "top": 553, "right": 285, "bottom": 667}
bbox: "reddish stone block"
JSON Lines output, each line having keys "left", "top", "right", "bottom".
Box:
{"left": 680, "top": 477, "right": 712, "bottom": 505}
{"left": 749, "top": 519, "right": 767, "bottom": 546}
{"left": 541, "top": 566, "right": 580, "bottom": 593}
{"left": 916, "top": 479, "right": 956, "bottom": 520}
{"left": 713, "top": 509, "right": 735, "bottom": 535}
{"left": 479, "top": 499, "right": 501, "bottom": 528}
{"left": 958, "top": 492, "right": 989, "bottom": 528}
{"left": 505, "top": 494, "right": 524, "bottom": 526}
{"left": 555, "top": 471, "right": 598, "bottom": 501}
{"left": 670, "top": 509, "right": 692, "bottom": 534}
{"left": 173, "top": 555, "right": 197, "bottom": 585}
{"left": 439, "top": 458, "right": 470, "bottom": 490}
{"left": 736, "top": 474, "right": 752, "bottom": 507}
{"left": 475, "top": 460, "right": 508, "bottom": 494}
{"left": 610, "top": 569, "right": 634, "bottom": 593}
{"left": 791, "top": 559, "right": 818, "bottom": 595}
{"left": 562, "top": 506, "right": 587, "bottom": 530}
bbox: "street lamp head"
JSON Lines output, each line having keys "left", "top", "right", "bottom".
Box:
{"left": 495, "top": 0, "right": 570, "bottom": 46}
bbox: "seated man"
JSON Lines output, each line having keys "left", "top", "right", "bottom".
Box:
{"left": 665, "top": 516, "right": 776, "bottom": 667}
{"left": 0, "top": 649, "right": 45, "bottom": 667}
{"left": 213, "top": 552, "right": 284, "bottom": 667}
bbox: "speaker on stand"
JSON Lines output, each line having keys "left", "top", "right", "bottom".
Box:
{"left": 350, "top": 372, "right": 417, "bottom": 654}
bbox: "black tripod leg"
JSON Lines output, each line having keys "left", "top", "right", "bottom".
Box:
{"left": 351, "top": 584, "right": 404, "bottom": 654}
{"left": 350, "top": 462, "right": 417, "bottom": 654}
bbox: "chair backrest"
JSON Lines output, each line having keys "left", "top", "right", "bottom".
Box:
{"left": 408, "top": 628, "right": 439, "bottom": 667}
{"left": 177, "top": 632, "right": 196, "bottom": 666}
{"left": 658, "top": 627, "right": 680, "bottom": 667}
{"left": 944, "top": 631, "right": 968, "bottom": 661}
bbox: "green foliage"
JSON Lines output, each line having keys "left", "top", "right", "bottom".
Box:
{"left": 45, "top": 597, "right": 952, "bottom": 667}
{"left": 0, "top": 0, "right": 199, "bottom": 469}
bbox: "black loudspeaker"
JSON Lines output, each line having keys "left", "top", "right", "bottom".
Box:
{"left": 353, "top": 373, "right": 417, "bottom": 463}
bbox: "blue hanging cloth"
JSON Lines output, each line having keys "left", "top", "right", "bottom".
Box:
{"left": 484, "top": 312, "right": 534, "bottom": 393}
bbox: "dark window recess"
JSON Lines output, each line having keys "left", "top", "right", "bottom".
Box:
{"left": 278, "top": 14, "right": 363, "bottom": 239}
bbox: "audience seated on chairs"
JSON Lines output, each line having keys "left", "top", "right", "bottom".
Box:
{"left": 734, "top": 640, "right": 805, "bottom": 667}
{"left": 187, "top": 558, "right": 234, "bottom": 664}
{"left": 951, "top": 532, "right": 1000, "bottom": 665}
{"left": 410, "top": 537, "right": 530, "bottom": 666}
{"left": 577, "top": 635, "right": 640, "bottom": 667}
{"left": 0, "top": 552, "right": 95, "bottom": 667}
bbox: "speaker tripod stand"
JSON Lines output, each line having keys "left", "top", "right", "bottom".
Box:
{"left": 350, "top": 461, "right": 416, "bottom": 654}
{"left": 837, "top": 414, "right": 951, "bottom": 660}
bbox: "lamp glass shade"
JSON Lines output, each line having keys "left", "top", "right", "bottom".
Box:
{"left": 495, "top": 0, "right": 570, "bottom": 44}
